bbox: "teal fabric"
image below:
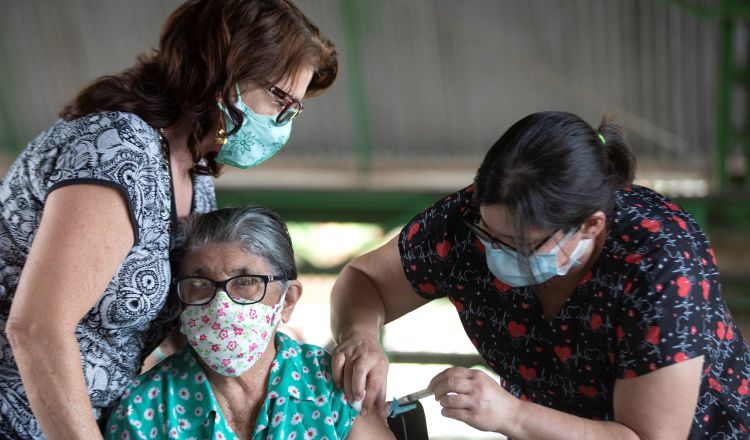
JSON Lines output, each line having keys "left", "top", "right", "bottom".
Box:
{"left": 106, "top": 331, "right": 358, "bottom": 439}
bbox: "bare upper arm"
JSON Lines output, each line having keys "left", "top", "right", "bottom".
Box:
{"left": 346, "top": 410, "right": 395, "bottom": 440}
{"left": 347, "top": 235, "right": 430, "bottom": 324}
{"left": 8, "top": 184, "right": 135, "bottom": 332}
{"left": 613, "top": 355, "right": 704, "bottom": 439}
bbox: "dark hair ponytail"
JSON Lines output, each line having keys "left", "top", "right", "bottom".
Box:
{"left": 473, "top": 111, "right": 636, "bottom": 251}
{"left": 596, "top": 115, "right": 636, "bottom": 190}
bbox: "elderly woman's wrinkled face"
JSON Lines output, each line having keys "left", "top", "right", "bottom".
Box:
{"left": 178, "top": 242, "right": 302, "bottom": 377}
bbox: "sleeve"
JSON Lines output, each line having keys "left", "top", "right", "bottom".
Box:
{"left": 614, "top": 209, "right": 721, "bottom": 379}
{"left": 192, "top": 174, "right": 217, "bottom": 213}
{"left": 397, "top": 187, "right": 472, "bottom": 300}
{"left": 46, "top": 114, "right": 161, "bottom": 245}
{"left": 326, "top": 367, "right": 360, "bottom": 438}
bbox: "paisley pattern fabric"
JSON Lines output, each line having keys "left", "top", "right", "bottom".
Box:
{"left": 399, "top": 184, "right": 750, "bottom": 439}
{"left": 0, "top": 112, "right": 216, "bottom": 439}
{"left": 105, "top": 331, "right": 358, "bottom": 440}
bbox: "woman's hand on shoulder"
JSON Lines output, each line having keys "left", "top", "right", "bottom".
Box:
{"left": 332, "top": 327, "right": 390, "bottom": 417}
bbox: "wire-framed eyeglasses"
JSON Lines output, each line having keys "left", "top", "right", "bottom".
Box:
{"left": 261, "top": 81, "right": 303, "bottom": 126}
{"left": 460, "top": 216, "right": 558, "bottom": 255}
{"left": 174, "top": 274, "right": 289, "bottom": 306}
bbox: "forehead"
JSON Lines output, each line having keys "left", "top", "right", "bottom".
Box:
{"left": 274, "top": 65, "right": 315, "bottom": 98}
{"left": 181, "top": 242, "right": 270, "bottom": 274}
{"left": 478, "top": 204, "right": 547, "bottom": 239}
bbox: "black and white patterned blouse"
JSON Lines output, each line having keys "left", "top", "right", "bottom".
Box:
{"left": 0, "top": 112, "right": 216, "bottom": 438}
{"left": 399, "top": 184, "right": 750, "bottom": 439}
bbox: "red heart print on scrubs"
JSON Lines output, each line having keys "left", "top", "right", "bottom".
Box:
{"left": 554, "top": 346, "right": 572, "bottom": 363}
{"left": 640, "top": 219, "right": 661, "bottom": 232}
{"left": 739, "top": 379, "right": 749, "bottom": 396}
{"left": 709, "top": 378, "right": 723, "bottom": 392}
{"left": 625, "top": 253, "right": 642, "bottom": 264}
{"left": 519, "top": 365, "right": 536, "bottom": 381}
{"left": 406, "top": 223, "right": 420, "bottom": 240}
{"left": 645, "top": 326, "right": 660, "bottom": 345}
{"left": 436, "top": 240, "right": 452, "bottom": 258}
{"left": 676, "top": 276, "right": 691, "bottom": 297}
{"left": 508, "top": 321, "right": 527, "bottom": 338}
{"left": 578, "top": 385, "right": 597, "bottom": 397}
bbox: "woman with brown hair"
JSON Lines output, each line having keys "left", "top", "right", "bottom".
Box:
{"left": 0, "top": 1, "right": 337, "bottom": 438}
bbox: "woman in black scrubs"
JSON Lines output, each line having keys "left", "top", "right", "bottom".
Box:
{"left": 331, "top": 111, "right": 750, "bottom": 439}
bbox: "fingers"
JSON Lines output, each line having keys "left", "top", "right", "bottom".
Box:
{"left": 361, "top": 361, "right": 388, "bottom": 416}
{"left": 376, "top": 384, "right": 390, "bottom": 418}
{"left": 441, "top": 407, "right": 475, "bottom": 425}
{"left": 429, "top": 367, "right": 476, "bottom": 399}
{"left": 331, "top": 348, "right": 346, "bottom": 389}
{"left": 438, "top": 392, "right": 475, "bottom": 410}
{"left": 343, "top": 349, "right": 356, "bottom": 404}
{"left": 330, "top": 338, "right": 390, "bottom": 416}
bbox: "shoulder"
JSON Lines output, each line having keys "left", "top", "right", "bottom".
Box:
{"left": 608, "top": 185, "right": 711, "bottom": 266}
{"left": 106, "top": 346, "right": 213, "bottom": 438}
{"left": 397, "top": 186, "right": 475, "bottom": 297}
{"left": 612, "top": 185, "right": 703, "bottom": 239}
{"left": 271, "top": 332, "right": 338, "bottom": 400}
{"left": 54, "top": 112, "right": 161, "bottom": 167}
{"left": 113, "top": 346, "right": 205, "bottom": 413}
{"left": 192, "top": 173, "right": 217, "bottom": 213}
{"left": 401, "top": 186, "right": 473, "bottom": 239}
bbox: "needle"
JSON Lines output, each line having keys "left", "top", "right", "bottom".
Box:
{"left": 396, "top": 388, "right": 433, "bottom": 405}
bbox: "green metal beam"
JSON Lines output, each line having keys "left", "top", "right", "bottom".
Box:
{"left": 716, "top": 14, "right": 733, "bottom": 191}
{"left": 216, "top": 188, "right": 445, "bottom": 228}
{"left": 0, "top": 29, "right": 22, "bottom": 154}
{"left": 339, "top": 0, "right": 372, "bottom": 173}
{"left": 658, "top": 0, "right": 750, "bottom": 21}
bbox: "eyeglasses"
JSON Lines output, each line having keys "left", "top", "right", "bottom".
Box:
{"left": 460, "top": 215, "right": 558, "bottom": 255}
{"left": 261, "top": 81, "right": 303, "bottom": 126}
{"left": 174, "top": 275, "right": 288, "bottom": 306}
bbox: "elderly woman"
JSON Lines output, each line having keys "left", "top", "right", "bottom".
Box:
{"left": 106, "top": 206, "right": 394, "bottom": 439}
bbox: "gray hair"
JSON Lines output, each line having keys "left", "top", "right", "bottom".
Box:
{"left": 176, "top": 205, "right": 297, "bottom": 280}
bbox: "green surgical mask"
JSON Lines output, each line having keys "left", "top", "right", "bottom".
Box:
{"left": 216, "top": 85, "right": 292, "bottom": 169}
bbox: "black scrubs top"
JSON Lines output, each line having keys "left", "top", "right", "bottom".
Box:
{"left": 399, "top": 184, "right": 750, "bottom": 438}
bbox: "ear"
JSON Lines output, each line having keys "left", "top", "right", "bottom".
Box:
{"left": 579, "top": 210, "right": 606, "bottom": 239}
{"left": 280, "top": 280, "right": 303, "bottom": 324}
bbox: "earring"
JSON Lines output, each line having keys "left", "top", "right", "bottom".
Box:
{"left": 214, "top": 108, "right": 228, "bottom": 146}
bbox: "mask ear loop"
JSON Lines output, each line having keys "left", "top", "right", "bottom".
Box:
{"left": 271, "top": 283, "right": 290, "bottom": 327}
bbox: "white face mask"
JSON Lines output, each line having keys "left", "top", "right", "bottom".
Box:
{"left": 179, "top": 289, "right": 285, "bottom": 377}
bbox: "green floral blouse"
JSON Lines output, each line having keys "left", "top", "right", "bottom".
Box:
{"left": 105, "top": 332, "right": 359, "bottom": 439}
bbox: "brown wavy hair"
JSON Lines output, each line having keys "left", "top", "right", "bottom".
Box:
{"left": 60, "top": 0, "right": 338, "bottom": 176}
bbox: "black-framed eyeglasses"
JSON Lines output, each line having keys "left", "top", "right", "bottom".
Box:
{"left": 174, "top": 275, "right": 289, "bottom": 306}
{"left": 261, "top": 81, "right": 303, "bottom": 126}
{"left": 460, "top": 215, "right": 558, "bottom": 255}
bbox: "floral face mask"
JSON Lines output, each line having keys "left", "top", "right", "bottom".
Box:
{"left": 179, "top": 289, "right": 286, "bottom": 377}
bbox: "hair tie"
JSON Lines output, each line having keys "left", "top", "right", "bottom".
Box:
{"left": 597, "top": 133, "right": 606, "bottom": 145}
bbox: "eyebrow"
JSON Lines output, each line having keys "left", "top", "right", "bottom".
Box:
{"left": 479, "top": 219, "right": 515, "bottom": 241}
{"left": 191, "top": 266, "right": 256, "bottom": 277}
{"left": 272, "top": 82, "right": 302, "bottom": 101}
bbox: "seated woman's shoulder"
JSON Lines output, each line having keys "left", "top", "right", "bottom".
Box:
{"left": 274, "top": 332, "right": 339, "bottom": 394}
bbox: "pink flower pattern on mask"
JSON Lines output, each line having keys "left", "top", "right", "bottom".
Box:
{"left": 180, "top": 290, "right": 284, "bottom": 377}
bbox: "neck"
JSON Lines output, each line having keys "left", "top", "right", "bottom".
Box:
{"left": 162, "top": 124, "right": 196, "bottom": 175}
{"left": 200, "top": 335, "right": 278, "bottom": 435}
